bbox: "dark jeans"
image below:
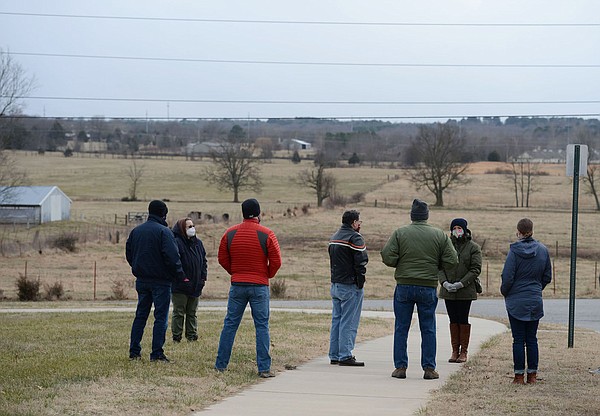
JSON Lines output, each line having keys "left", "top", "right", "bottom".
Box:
{"left": 129, "top": 280, "right": 171, "bottom": 360}
{"left": 393, "top": 285, "right": 438, "bottom": 370}
{"left": 508, "top": 314, "right": 540, "bottom": 374}
{"left": 444, "top": 299, "right": 472, "bottom": 324}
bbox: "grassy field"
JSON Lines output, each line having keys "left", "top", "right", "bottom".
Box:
{"left": 0, "top": 310, "right": 392, "bottom": 416}
{"left": 1, "top": 151, "right": 599, "bottom": 300}
{"left": 422, "top": 323, "right": 600, "bottom": 415}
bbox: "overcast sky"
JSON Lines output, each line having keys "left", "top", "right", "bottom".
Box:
{"left": 1, "top": 1, "right": 599, "bottom": 121}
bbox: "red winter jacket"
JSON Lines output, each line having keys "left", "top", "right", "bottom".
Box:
{"left": 218, "top": 218, "right": 282, "bottom": 285}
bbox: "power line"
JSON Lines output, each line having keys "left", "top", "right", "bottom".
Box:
{"left": 10, "top": 51, "right": 600, "bottom": 68}
{"left": 9, "top": 95, "right": 600, "bottom": 105}
{"left": 1, "top": 11, "right": 599, "bottom": 27}
{"left": 6, "top": 113, "right": 600, "bottom": 121}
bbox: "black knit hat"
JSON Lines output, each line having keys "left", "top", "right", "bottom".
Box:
{"left": 410, "top": 199, "right": 429, "bottom": 221}
{"left": 241, "top": 198, "right": 261, "bottom": 219}
{"left": 148, "top": 200, "right": 168, "bottom": 217}
{"left": 450, "top": 218, "right": 468, "bottom": 232}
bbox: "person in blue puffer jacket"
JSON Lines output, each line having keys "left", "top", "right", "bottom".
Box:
{"left": 171, "top": 217, "right": 208, "bottom": 342}
{"left": 501, "top": 218, "right": 552, "bottom": 385}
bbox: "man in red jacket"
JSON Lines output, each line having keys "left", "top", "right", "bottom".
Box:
{"left": 215, "top": 198, "right": 282, "bottom": 378}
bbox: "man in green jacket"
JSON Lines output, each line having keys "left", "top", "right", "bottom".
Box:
{"left": 381, "top": 199, "right": 458, "bottom": 380}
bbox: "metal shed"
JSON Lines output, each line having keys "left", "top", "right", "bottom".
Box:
{"left": 0, "top": 186, "right": 72, "bottom": 225}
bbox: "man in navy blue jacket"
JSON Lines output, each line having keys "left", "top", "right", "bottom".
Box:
{"left": 126, "top": 200, "right": 184, "bottom": 362}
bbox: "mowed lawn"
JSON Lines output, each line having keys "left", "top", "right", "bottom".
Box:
{"left": 0, "top": 311, "right": 392, "bottom": 416}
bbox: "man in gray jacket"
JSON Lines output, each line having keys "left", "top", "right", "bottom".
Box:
{"left": 381, "top": 199, "right": 457, "bottom": 380}
{"left": 328, "top": 210, "right": 368, "bottom": 366}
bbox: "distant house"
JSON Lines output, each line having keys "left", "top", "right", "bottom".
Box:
{"left": 514, "top": 148, "right": 566, "bottom": 164}
{"left": 185, "top": 141, "right": 222, "bottom": 156}
{"left": 0, "top": 186, "right": 72, "bottom": 225}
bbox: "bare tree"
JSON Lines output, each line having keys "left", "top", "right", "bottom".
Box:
{"left": 0, "top": 48, "right": 36, "bottom": 118}
{"left": 583, "top": 164, "right": 600, "bottom": 210}
{"left": 0, "top": 150, "right": 28, "bottom": 202}
{"left": 126, "top": 159, "right": 145, "bottom": 201}
{"left": 203, "top": 140, "right": 262, "bottom": 202}
{"left": 407, "top": 123, "right": 470, "bottom": 206}
{"left": 509, "top": 160, "right": 540, "bottom": 208}
{"left": 297, "top": 162, "right": 337, "bottom": 207}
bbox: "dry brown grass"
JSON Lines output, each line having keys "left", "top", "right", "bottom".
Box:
{"left": 422, "top": 324, "right": 600, "bottom": 415}
{"left": 1, "top": 153, "right": 600, "bottom": 301}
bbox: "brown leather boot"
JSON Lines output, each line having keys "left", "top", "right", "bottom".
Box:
{"left": 448, "top": 323, "right": 460, "bottom": 362}
{"left": 456, "top": 323, "right": 471, "bottom": 363}
{"left": 512, "top": 374, "right": 525, "bottom": 384}
{"left": 527, "top": 372, "right": 537, "bottom": 384}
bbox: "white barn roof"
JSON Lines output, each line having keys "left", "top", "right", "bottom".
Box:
{"left": 0, "top": 186, "right": 72, "bottom": 205}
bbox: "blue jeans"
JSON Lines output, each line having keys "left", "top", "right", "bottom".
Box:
{"left": 329, "top": 283, "right": 364, "bottom": 361}
{"left": 129, "top": 280, "right": 171, "bottom": 360}
{"left": 393, "top": 284, "right": 438, "bottom": 370}
{"left": 215, "top": 285, "right": 271, "bottom": 373}
{"left": 508, "top": 314, "right": 540, "bottom": 374}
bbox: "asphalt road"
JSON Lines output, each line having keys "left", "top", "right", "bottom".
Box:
{"left": 225, "top": 298, "right": 600, "bottom": 333}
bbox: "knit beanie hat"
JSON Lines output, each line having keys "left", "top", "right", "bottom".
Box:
{"left": 241, "top": 198, "right": 261, "bottom": 219}
{"left": 450, "top": 218, "right": 468, "bottom": 232}
{"left": 148, "top": 200, "right": 168, "bottom": 217}
{"left": 410, "top": 199, "right": 429, "bottom": 221}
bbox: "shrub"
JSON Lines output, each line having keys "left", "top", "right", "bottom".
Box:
{"left": 109, "top": 278, "right": 133, "bottom": 300}
{"left": 325, "top": 193, "right": 349, "bottom": 209}
{"left": 270, "top": 279, "right": 287, "bottom": 299}
{"left": 51, "top": 233, "right": 78, "bottom": 252}
{"left": 44, "top": 281, "right": 65, "bottom": 301}
{"left": 16, "top": 275, "right": 40, "bottom": 301}
{"left": 349, "top": 192, "right": 365, "bottom": 203}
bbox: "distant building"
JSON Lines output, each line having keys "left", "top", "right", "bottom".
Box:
{"left": 514, "top": 148, "right": 566, "bottom": 164}
{"left": 291, "top": 139, "right": 312, "bottom": 150}
{"left": 0, "top": 186, "right": 72, "bottom": 225}
{"left": 185, "top": 141, "right": 222, "bottom": 156}
{"left": 280, "top": 138, "right": 312, "bottom": 150}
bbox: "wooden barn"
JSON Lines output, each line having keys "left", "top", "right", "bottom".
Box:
{"left": 0, "top": 186, "right": 72, "bottom": 225}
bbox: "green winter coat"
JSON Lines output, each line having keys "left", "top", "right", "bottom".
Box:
{"left": 438, "top": 234, "right": 482, "bottom": 300}
{"left": 380, "top": 221, "right": 458, "bottom": 288}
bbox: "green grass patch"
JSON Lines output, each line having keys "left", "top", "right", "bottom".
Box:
{"left": 0, "top": 310, "right": 391, "bottom": 415}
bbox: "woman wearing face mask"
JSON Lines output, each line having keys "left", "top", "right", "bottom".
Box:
{"left": 438, "top": 218, "right": 482, "bottom": 364}
{"left": 171, "top": 217, "right": 208, "bottom": 342}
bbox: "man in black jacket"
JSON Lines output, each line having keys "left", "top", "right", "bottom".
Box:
{"left": 328, "top": 210, "right": 369, "bottom": 366}
{"left": 126, "top": 200, "right": 184, "bottom": 362}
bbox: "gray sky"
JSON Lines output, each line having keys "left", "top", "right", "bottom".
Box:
{"left": 1, "top": 0, "right": 599, "bottom": 121}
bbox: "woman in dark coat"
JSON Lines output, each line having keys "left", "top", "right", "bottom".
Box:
{"left": 438, "top": 218, "right": 482, "bottom": 363}
{"left": 171, "top": 217, "right": 207, "bottom": 342}
{"left": 501, "top": 218, "right": 552, "bottom": 385}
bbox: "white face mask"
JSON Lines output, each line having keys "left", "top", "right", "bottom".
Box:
{"left": 186, "top": 227, "right": 196, "bottom": 238}
{"left": 452, "top": 228, "right": 464, "bottom": 238}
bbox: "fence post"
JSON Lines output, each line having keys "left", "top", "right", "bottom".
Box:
{"left": 485, "top": 261, "right": 489, "bottom": 293}
{"left": 93, "top": 261, "right": 97, "bottom": 301}
{"left": 553, "top": 259, "right": 556, "bottom": 295}
{"left": 24, "top": 260, "right": 28, "bottom": 278}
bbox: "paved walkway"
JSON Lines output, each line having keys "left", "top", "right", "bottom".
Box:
{"left": 194, "top": 311, "right": 507, "bottom": 416}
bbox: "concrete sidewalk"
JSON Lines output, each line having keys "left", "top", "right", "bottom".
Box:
{"left": 194, "top": 312, "right": 507, "bottom": 416}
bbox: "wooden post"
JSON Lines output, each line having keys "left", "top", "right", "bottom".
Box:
{"left": 486, "top": 261, "right": 489, "bottom": 293}
{"left": 595, "top": 261, "right": 598, "bottom": 290}
{"left": 24, "top": 260, "right": 28, "bottom": 278}
{"left": 93, "top": 261, "right": 97, "bottom": 301}
{"left": 556, "top": 241, "right": 559, "bottom": 258}
{"left": 553, "top": 259, "right": 556, "bottom": 295}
